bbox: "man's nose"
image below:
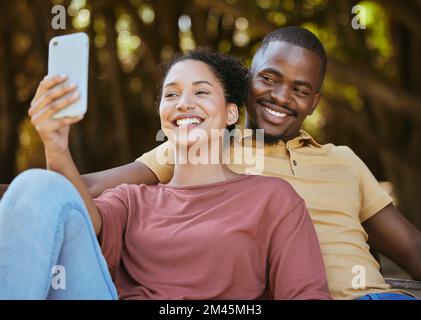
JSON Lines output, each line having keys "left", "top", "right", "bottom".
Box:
{"left": 270, "top": 85, "right": 291, "bottom": 106}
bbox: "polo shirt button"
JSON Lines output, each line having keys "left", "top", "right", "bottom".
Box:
{"left": 293, "top": 160, "right": 297, "bottom": 166}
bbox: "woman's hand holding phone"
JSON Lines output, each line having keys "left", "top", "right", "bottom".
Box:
{"left": 29, "top": 74, "right": 82, "bottom": 156}
{"left": 25, "top": 34, "right": 103, "bottom": 236}
{"left": 28, "top": 74, "right": 103, "bottom": 235}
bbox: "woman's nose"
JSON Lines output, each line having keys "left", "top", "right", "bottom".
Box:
{"left": 176, "top": 103, "right": 195, "bottom": 111}
{"left": 176, "top": 96, "right": 195, "bottom": 111}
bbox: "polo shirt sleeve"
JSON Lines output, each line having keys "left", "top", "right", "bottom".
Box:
{"left": 349, "top": 149, "right": 394, "bottom": 223}
{"left": 268, "top": 200, "right": 331, "bottom": 300}
{"left": 93, "top": 185, "right": 130, "bottom": 276}
{"left": 135, "top": 141, "right": 174, "bottom": 184}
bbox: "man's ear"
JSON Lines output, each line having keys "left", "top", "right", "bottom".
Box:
{"left": 308, "top": 92, "right": 321, "bottom": 115}
{"left": 226, "top": 103, "right": 239, "bottom": 125}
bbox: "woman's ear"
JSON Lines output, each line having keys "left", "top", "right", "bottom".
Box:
{"left": 226, "top": 103, "right": 239, "bottom": 125}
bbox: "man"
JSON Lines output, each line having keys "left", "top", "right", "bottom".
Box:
{"left": 30, "top": 27, "right": 421, "bottom": 299}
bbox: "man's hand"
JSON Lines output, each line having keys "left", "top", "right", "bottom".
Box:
{"left": 29, "top": 74, "right": 82, "bottom": 155}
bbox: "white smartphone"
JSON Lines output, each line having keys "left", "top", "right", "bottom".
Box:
{"left": 48, "top": 32, "right": 89, "bottom": 119}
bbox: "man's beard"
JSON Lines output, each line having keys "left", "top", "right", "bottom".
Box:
{"left": 263, "top": 133, "right": 287, "bottom": 145}
{"left": 248, "top": 120, "right": 286, "bottom": 145}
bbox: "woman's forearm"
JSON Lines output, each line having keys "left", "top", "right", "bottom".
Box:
{"left": 46, "top": 149, "right": 102, "bottom": 236}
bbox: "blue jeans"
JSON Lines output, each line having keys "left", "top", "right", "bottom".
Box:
{"left": 356, "top": 292, "right": 418, "bottom": 300}
{"left": 0, "top": 169, "right": 118, "bottom": 300}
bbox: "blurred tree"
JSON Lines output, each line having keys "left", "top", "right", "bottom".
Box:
{"left": 0, "top": 0, "right": 420, "bottom": 227}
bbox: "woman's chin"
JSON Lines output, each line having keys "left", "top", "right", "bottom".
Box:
{"left": 174, "top": 136, "right": 208, "bottom": 149}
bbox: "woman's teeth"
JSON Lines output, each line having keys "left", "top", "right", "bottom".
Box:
{"left": 176, "top": 117, "right": 203, "bottom": 126}
{"left": 265, "top": 107, "right": 287, "bottom": 118}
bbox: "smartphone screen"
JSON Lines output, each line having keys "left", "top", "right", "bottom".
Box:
{"left": 48, "top": 32, "right": 89, "bottom": 119}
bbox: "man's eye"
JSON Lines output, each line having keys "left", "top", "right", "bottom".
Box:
{"left": 294, "top": 88, "right": 308, "bottom": 96}
{"left": 262, "top": 76, "right": 276, "bottom": 84}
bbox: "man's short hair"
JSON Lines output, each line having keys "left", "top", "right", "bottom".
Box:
{"left": 260, "top": 26, "right": 327, "bottom": 86}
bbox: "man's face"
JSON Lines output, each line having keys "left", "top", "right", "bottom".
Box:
{"left": 247, "top": 41, "right": 322, "bottom": 142}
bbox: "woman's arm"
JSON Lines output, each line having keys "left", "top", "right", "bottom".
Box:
{"left": 47, "top": 150, "right": 103, "bottom": 235}
{"left": 269, "top": 200, "right": 331, "bottom": 300}
{"left": 29, "top": 75, "right": 102, "bottom": 235}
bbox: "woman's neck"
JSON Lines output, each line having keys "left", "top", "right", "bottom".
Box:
{"left": 167, "top": 141, "right": 240, "bottom": 187}
{"left": 169, "top": 163, "right": 239, "bottom": 187}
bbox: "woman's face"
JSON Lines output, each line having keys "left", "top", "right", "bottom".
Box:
{"left": 160, "top": 59, "right": 238, "bottom": 149}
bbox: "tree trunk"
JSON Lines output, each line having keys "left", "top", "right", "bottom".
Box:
{"left": 103, "top": 5, "right": 131, "bottom": 164}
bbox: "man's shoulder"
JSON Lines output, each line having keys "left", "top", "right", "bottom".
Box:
{"left": 318, "top": 142, "right": 360, "bottom": 161}
{"left": 313, "top": 143, "right": 370, "bottom": 180}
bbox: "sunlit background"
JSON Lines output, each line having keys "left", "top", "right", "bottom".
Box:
{"left": 0, "top": 0, "right": 420, "bottom": 229}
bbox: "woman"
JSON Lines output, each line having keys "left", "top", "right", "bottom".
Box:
{"left": 0, "top": 49, "right": 330, "bottom": 300}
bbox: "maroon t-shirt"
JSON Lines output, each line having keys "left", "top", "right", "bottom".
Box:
{"left": 94, "top": 175, "right": 330, "bottom": 300}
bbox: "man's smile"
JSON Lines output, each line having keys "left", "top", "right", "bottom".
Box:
{"left": 264, "top": 106, "right": 287, "bottom": 118}
{"left": 257, "top": 100, "right": 297, "bottom": 126}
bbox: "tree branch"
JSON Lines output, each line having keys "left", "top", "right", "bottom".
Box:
{"left": 193, "top": 0, "right": 325, "bottom": 36}
{"left": 377, "top": 0, "right": 421, "bottom": 38}
{"left": 327, "top": 58, "right": 421, "bottom": 123}
{"left": 324, "top": 95, "right": 421, "bottom": 175}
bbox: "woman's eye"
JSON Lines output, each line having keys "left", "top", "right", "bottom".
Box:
{"left": 196, "top": 89, "right": 209, "bottom": 95}
{"left": 164, "top": 92, "right": 178, "bottom": 98}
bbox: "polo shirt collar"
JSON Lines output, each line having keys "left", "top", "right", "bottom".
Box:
{"left": 269, "top": 130, "right": 322, "bottom": 150}
{"left": 235, "top": 126, "right": 322, "bottom": 149}
{"left": 292, "top": 130, "right": 322, "bottom": 148}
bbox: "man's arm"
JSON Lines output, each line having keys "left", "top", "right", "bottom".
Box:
{"left": 0, "top": 162, "right": 159, "bottom": 201}
{"left": 363, "top": 203, "right": 421, "bottom": 280}
{"left": 82, "top": 162, "right": 159, "bottom": 198}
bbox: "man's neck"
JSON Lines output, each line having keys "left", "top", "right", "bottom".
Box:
{"left": 245, "top": 124, "right": 300, "bottom": 145}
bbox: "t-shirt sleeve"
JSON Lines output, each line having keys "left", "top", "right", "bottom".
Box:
{"left": 135, "top": 141, "right": 174, "bottom": 184}
{"left": 348, "top": 149, "right": 394, "bottom": 223}
{"left": 93, "top": 185, "right": 130, "bottom": 276}
{"left": 268, "top": 200, "right": 331, "bottom": 300}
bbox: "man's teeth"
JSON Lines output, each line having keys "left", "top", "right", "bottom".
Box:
{"left": 265, "top": 107, "right": 287, "bottom": 118}
{"left": 176, "top": 117, "right": 203, "bottom": 126}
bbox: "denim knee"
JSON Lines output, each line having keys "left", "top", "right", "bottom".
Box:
{"left": 7, "top": 169, "right": 77, "bottom": 199}
{"left": 0, "top": 169, "right": 85, "bottom": 221}
{"left": 13, "top": 168, "right": 68, "bottom": 188}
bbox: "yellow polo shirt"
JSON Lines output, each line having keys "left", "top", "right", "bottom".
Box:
{"left": 136, "top": 130, "right": 405, "bottom": 300}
